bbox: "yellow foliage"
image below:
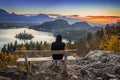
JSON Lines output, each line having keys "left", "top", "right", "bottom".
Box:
{"left": 86, "top": 42, "right": 90, "bottom": 49}
{"left": 0, "top": 52, "right": 19, "bottom": 68}
{"left": 21, "top": 44, "right": 26, "bottom": 50}
{"left": 99, "top": 35, "right": 120, "bottom": 52}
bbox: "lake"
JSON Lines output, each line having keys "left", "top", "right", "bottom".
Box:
{"left": 0, "top": 28, "right": 56, "bottom": 50}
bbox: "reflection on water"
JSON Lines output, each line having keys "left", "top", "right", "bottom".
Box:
{"left": 0, "top": 28, "right": 56, "bottom": 50}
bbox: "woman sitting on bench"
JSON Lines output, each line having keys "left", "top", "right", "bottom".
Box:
{"left": 51, "top": 34, "right": 65, "bottom": 65}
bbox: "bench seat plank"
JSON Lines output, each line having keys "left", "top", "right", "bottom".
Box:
{"left": 17, "top": 56, "right": 76, "bottom": 62}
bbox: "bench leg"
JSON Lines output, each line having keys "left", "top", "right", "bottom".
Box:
{"left": 64, "top": 51, "right": 68, "bottom": 76}
{"left": 63, "top": 60, "right": 67, "bottom": 76}
{"left": 24, "top": 52, "right": 31, "bottom": 79}
{"left": 25, "top": 61, "right": 30, "bottom": 75}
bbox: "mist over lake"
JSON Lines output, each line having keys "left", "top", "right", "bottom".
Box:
{"left": 0, "top": 28, "right": 56, "bottom": 50}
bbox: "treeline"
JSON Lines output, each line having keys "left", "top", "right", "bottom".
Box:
{"left": 1, "top": 41, "right": 50, "bottom": 54}
{"left": 75, "top": 22, "right": 120, "bottom": 56}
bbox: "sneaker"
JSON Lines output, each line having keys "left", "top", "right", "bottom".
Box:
{"left": 53, "top": 60, "right": 58, "bottom": 66}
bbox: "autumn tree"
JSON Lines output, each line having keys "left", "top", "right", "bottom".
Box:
{"left": 99, "top": 35, "right": 120, "bottom": 52}
{"left": 0, "top": 52, "right": 19, "bottom": 68}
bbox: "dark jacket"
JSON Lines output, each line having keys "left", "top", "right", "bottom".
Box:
{"left": 51, "top": 35, "right": 65, "bottom": 60}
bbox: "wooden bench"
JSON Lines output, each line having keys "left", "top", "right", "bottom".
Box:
{"left": 15, "top": 50, "right": 77, "bottom": 75}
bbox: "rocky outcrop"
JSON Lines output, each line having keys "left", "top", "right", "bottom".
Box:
{"left": 71, "top": 50, "right": 120, "bottom": 80}
{"left": 0, "top": 50, "right": 120, "bottom": 80}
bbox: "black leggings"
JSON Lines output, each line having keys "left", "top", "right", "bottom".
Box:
{"left": 52, "top": 54, "right": 63, "bottom": 60}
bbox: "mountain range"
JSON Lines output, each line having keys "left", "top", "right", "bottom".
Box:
{"left": 30, "top": 19, "right": 95, "bottom": 32}
{"left": 0, "top": 9, "right": 103, "bottom": 27}
{"left": 0, "top": 9, "right": 53, "bottom": 23}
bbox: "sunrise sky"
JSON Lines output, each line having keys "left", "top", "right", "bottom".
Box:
{"left": 0, "top": 0, "right": 120, "bottom": 23}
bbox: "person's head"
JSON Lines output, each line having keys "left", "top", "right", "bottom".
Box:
{"left": 56, "top": 34, "right": 62, "bottom": 42}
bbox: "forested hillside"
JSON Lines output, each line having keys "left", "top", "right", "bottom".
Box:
{"left": 76, "top": 22, "right": 120, "bottom": 56}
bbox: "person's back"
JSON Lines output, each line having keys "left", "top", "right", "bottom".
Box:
{"left": 51, "top": 35, "right": 65, "bottom": 60}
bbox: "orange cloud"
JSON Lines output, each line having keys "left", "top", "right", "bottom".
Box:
{"left": 81, "top": 16, "right": 120, "bottom": 23}
{"left": 69, "top": 15, "right": 80, "bottom": 19}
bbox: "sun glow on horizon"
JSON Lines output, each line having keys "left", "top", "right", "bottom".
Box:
{"left": 81, "top": 16, "right": 120, "bottom": 23}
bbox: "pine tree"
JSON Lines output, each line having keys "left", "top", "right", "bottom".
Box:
{"left": 1, "top": 45, "right": 7, "bottom": 53}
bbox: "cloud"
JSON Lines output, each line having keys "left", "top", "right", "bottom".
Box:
{"left": 48, "top": 14, "right": 61, "bottom": 16}
{"left": 81, "top": 16, "right": 120, "bottom": 23}
{"left": 66, "top": 15, "right": 120, "bottom": 23}
{"left": 47, "top": 14, "right": 120, "bottom": 23}
{"left": 87, "top": 16, "right": 120, "bottom": 18}
{"left": 47, "top": 14, "right": 62, "bottom": 18}
{"left": 68, "top": 15, "right": 81, "bottom": 20}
